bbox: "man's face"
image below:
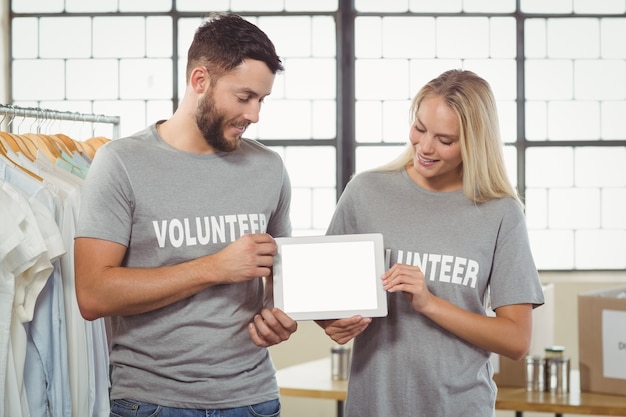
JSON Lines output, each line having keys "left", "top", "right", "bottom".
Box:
{"left": 195, "top": 59, "right": 276, "bottom": 152}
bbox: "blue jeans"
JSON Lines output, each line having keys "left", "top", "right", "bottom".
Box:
{"left": 110, "top": 398, "right": 281, "bottom": 417}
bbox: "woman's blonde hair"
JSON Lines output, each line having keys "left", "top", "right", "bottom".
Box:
{"left": 377, "top": 69, "right": 520, "bottom": 205}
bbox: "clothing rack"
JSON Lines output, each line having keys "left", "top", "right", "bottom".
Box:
{"left": 1, "top": 103, "right": 116, "bottom": 417}
{"left": 0, "top": 104, "right": 121, "bottom": 139}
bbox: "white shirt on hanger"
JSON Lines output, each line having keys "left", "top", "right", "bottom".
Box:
{"left": 34, "top": 151, "right": 111, "bottom": 417}
{"left": 0, "top": 185, "right": 26, "bottom": 417}
{"left": 1, "top": 180, "right": 51, "bottom": 417}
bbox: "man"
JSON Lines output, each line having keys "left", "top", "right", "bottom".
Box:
{"left": 74, "top": 13, "right": 297, "bottom": 416}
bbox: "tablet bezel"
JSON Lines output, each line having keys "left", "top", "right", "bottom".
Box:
{"left": 272, "top": 233, "right": 388, "bottom": 321}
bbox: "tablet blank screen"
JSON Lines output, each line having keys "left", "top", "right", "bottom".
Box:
{"left": 281, "top": 240, "right": 378, "bottom": 313}
{"left": 273, "top": 233, "right": 387, "bottom": 320}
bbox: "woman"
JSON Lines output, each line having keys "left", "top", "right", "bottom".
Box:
{"left": 318, "top": 69, "right": 544, "bottom": 417}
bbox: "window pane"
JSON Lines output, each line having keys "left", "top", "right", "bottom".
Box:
{"left": 497, "top": 100, "right": 517, "bottom": 144}
{"left": 574, "top": 0, "right": 626, "bottom": 14}
{"left": 575, "top": 147, "right": 626, "bottom": 188}
{"left": 602, "top": 19, "right": 626, "bottom": 58}
{"left": 280, "top": 146, "right": 337, "bottom": 235}
{"left": 290, "top": 187, "right": 313, "bottom": 231}
{"left": 575, "top": 231, "right": 626, "bottom": 269}
{"left": 436, "top": 17, "right": 490, "bottom": 58}
{"left": 602, "top": 101, "right": 626, "bottom": 139}
{"left": 464, "top": 0, "right": 516, "bottom": 13}
{"left": 147, "top": 17, "right": 173, "bottom": 58}
{"left": 178, "top": 18, "right": 203, "bottom": 58}
{"left": 575, "top": 60, "right": 626, "bottom": 100}
{"left": 463, "top": 59, "right": 516, "bottom": 99}
{"left": 525, "top": 19, "right": 546, "bottom": 58}
{"left": 549, "top": 188, "right": 601, "bottom": 229}
{"left": 12, "top": 59, "right": 65, "bottom": 100}
{"left": 176, "top": 0, "right": 229, "bottom": 11}
{"left": 40, "top": 17, "right": 92, "bottom": 58}
{"left": 382, "top": 100, "right": 412, "bottom": 143}
{"left": 12, "top": 0, "right": 63, "bottom": 13}
{"left": 382, "top": 17, "right": 436, "bottom": 58}
{"left": 490, "top": 17, "right": 517, "bottom": 58}
{"left": 285, "top": 0, "right": 338, "bottom": 12}
{"left": 548, "top": 19, "right": 600, "bottom": 58}
{"left": 525, "top": 188, "right": 547, "bottom": 229}
{"left": 284, "top": 58, "right": 336, "bottom": 99}
{"left": 94, "top": 100, "right": 146, "bottom": 137}
{"left": 356, "top": 0, "right": 409, "bottom": 12}
{"left": 603, "top": 189, "right": 626, "bottom": 228}
{"left": 256, "top": 100, "right": 311, "bottom": 139}
{"left": 408, "top": 59, "right": 463, "bottom": 94}
{"left": 119, "top": 59, "right": 173, "bottom": 99}
{"left": 94, "top": 17, "right": 146, "bottom": 58}
{"left": 66, "top": 0, "right": 117, "bottom": 12}
{"left": 146, "top": 100, "right": 173, "bottom": 124}
{"left": 312, "top": 16, "right": 337, "bottom": 57}
{"left": 355, "top": 145, "right": 406, "bottom": 174}
{"left": 408, "top": 0, "right": 461, "bottom": 13}
{"left": 284, "top": 146, "right": 336, "bottom": 187}
{"left": 528, "top": 230, "right": 575, "bottom": 270}
{"left": 356, "top": 59, "right": 410, "bottom": 100}
{"left": 12, "top": 18, "right": 38, "bottom": 59}
{"left": 355, "top": 98, "right": 419, "bottom": 144}
{"left": 355, "top": 17, "right": 382, "bottom": 58}
{"left": 258, "top": 16, "right": 314, "bottom": 57}
{"left": 231, "top": 0, "right": 284, "bottom": 11}
{"left": 547, "top": 101, "right": 600, "bottom": 141}
{"left": 289, "top": 187, "right": 337, "bottom": 236}
{"left": 66, "top": 59, "right": 119, "bottom": 100}
{"left": 312, "top": 101, "right": 336, "bottom": 139}
{"left": 525, "top": 146, "right": 626, "bottom": 270}
{"left": 526, "top": 148, "right": 574, "bottom": 187}
{"left": 311, "top": 188, "right": 337, "bottom": 230}
{"left": 119, "top": 0, "right": 171, "bottom": 12}
{"left": 521, "top": 0, "right": 572, "bottom": 13}
{"left": 525, "top": 101, "right": 547, "bottom": 140}
{"left": 525, "top": 60, "right": 573, "bottom": 100}
{"left": 250, "top": 98, "right": 328, "bottom": 141}
{"left": 356, "top": 101, "right": 383, "bottom": 143}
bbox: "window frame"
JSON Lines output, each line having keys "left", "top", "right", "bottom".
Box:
{"left": 6, "top": 0, "right": 626, "bottom": 271}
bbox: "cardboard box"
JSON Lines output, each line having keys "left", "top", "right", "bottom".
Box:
{"left": 491, "top": 354, "right": 526, "bottom": 387}
{"left": 491, "top": 284, "right": 555, "bottom": 387}
{"left": 578, "top": 286, "right": 626, "bottom": 396}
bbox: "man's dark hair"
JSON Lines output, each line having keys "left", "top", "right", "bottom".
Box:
{"left": 186, "top": 12, "right": 284, "bottom": 81}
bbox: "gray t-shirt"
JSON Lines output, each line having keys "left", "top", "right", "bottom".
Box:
{"left": 327, "top": 168, "right": 544, "bottom": 417}
{"left": 75, "top": 123, "right": 292, "bottom": 409}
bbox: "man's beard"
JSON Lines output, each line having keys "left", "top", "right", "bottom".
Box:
{"left": 195, "top": 91, "right": 241, "bottom": 153}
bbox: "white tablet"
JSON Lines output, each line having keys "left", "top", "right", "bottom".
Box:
{"left": 273, "top": 233, "right": 388, "bottom": 321}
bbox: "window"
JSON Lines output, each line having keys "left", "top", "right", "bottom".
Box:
{"left": 7, "top": 0, "right": 626, "bottom": 270}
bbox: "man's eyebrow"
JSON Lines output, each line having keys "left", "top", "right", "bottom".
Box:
{"left": 236, "top": 87, "right": 269, "bottom": 98}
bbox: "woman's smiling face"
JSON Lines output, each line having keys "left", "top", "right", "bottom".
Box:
{"left": 407, "top": 94, "right": 464, "bottom": 192}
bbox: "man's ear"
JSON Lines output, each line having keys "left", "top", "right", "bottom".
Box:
{"left": 190, "top": 66, "right": 210, "bottom": 93}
